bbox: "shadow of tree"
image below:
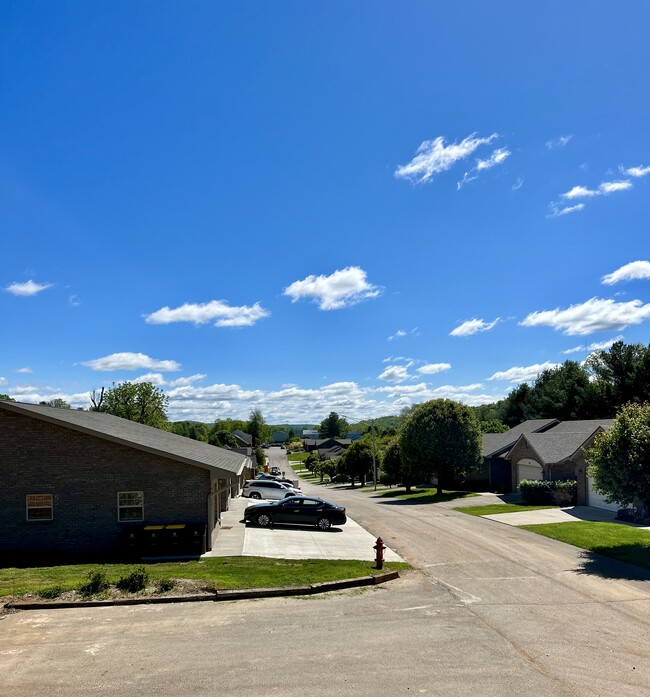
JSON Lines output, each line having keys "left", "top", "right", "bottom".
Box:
{"left": 373, "top": 490, "right": 477, "bottom": 505}
{"left": 575, "top": 546, "right": 650, "bottom": 580}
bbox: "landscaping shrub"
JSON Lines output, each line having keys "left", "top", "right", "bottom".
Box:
{"left": 116, "top": 566, "right": 149, "bottom": 593}
{"left": 79, "top": 569, "right": 110, "bottom": 596}
{"left": 520, "top": 479, "right": 577, "bottom": 505}
{"left": 156, "top": 577, "right": 177, "bottom": 593}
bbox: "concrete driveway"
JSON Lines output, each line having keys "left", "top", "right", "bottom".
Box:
{"left": 205, "top": 494, "right": 403, "bottom": 562}
{"left": 482, "top": 505, "right": 618, "bottom": 526}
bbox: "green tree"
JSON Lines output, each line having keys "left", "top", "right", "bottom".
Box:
{"left": 254, "top": 446, "right": 266, "bottom": 469}
{"left": 529, "top": 361, "right": 598, "bottom": 421}
{"left": 399, "top": 399, "right": 482, "bottom": 495}
{"left": 319, "top": 411, "right": 349, "bottom": 438}
{"left": 101, "top": 381, "right": 168, "bottom": 428}
{"left": 208, "top": 427, "right": 238, "bottom": 448}
{"left": 586, "top": 402, "right": 650, "bottom": 514}
{"left": 247, "top": 409, "right": 270, "bottom": 447}
{"left": 500, "top": 383, "right": 534, "bottom": 427}
{"left": 587, "top": 341, "right": 650, "bottom": 412}
{"left": 40, "top": 398, "right": 71, "bottom": 409}
{"left": 380, "top": 438, "right": 403, "bottom": 487}
{"left": 339, "top": 440, "right": 374, "bottom": 487}
{"left": 479, "top": 419, "right": 509, "bottom": 433}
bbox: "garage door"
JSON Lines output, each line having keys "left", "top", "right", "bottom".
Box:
{"left": 517, "top": 458, "right": 542, "bottom": 487}
{"left": 586, "top": 476, "right": 619, "bottom": 511}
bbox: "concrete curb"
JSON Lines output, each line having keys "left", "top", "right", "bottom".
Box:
{"left": 4, "top": 571, "right": 400, "bottom": 610}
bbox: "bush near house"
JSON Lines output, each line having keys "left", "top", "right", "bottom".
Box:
{"left": 520, "top": 479, "right": 577, "bottom": 506}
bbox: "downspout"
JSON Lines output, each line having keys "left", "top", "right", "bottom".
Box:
{"left": 206, "top": 487, "right": 216, "bottom": 551}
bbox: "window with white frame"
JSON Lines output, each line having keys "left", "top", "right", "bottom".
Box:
{"left": 117, "top": 491, "right": 144, "bottom": 522}
{"left": 26, "top": 494, "right": 53, "bottom": 521}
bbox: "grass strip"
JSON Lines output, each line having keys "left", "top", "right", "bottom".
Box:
{"left": 288, "top": 452, "right": 309, "bottom": 462}
{"left": 520, "top": 521, "right": 650, "bottom": 570}
{"left": 0, "top": 557, "right": 409, "bottom": 598}
{"left": 454, "top": 504, "right": 556, "bottom": 516}
{"left": 374, "top": 488, "right": 478, "bottom": 504}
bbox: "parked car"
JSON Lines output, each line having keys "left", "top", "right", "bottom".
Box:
{"left": 244, "top": 496, "right": 347, "bottom": 530}
{"left": 242, "top": 479, "right": 302, "bottom": 500}
{"left": 254, "top": 473, "right": 297, "bottom": 486}
{"left": 269, "top": 466, "right": 281, "bottom": 476}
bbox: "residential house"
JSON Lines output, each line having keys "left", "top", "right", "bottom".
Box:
{"left": 0, "top": 400, "right": 250, "bottom": 560}
{"left": 304, "top": 438, "right": 352, "bottom": 453}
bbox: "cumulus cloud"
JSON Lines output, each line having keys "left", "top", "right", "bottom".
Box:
{"left": 488, "top": 362, "right": 561, "bottom": 382}
{"left": 395, "top": 132, "right": 498, "bottom": 184}
{"left": 283, "top": 266, "right": 381, "bottom": 310}
{"left": 81, "top": 352, "right": 181, "bottom": 372}
{"left": 416, "top": 363, "right": 452, "bottom": 375}
{"left": 622, "top": 164, "right": 650, "bottom": 178}
{"left": 5, "top": 279, "right": 52, "bottom": 296}
{"left": 378, "top": 364, "right": 412, "bottom": 383}
{"left": 145, "top": 300, "right": 269, "bottom": 327}
{"left": 520, "top": 297, "right": 650, "bottom": 335}
{"left": 561, "top": 180, "right": 632, "bottom": 199}
{"left": 546, "top": 135, "right": 573, "bottom": 149}
{"left": 377, "top": 382, "right": 499, "bottom": 406}
{"left": 450, "top": 317, "right": 500, "bottom": 337}
{"left": 602, "top": 260, "right": 650, "bottom": 285}
{"left": 563, "top": 336, "right": 624, "bottom": 355}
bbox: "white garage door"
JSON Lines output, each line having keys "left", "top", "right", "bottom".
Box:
{"left": 517, "top": 458, "right": 542, "bottom": 487}
{"left": 586, "top": 476, "right": 619, "bottom": 512}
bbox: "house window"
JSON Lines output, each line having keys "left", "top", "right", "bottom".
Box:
{"left": 26, "top": 494, "right": 53, "bottom": 521}
{"left": 118, "top": 491, "right": 144, "bottom": 522}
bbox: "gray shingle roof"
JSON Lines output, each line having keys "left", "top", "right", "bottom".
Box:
{"left": 482, "top": 419, "right": 559, "bottom": 457}
{"left": 546, "top": 419, "right": 615, "bottom": 433}
{"left": 232, "top": 429, "right": 253, "bottom": 446}
{"left": 520, "top": 431, "right": 601, "bottom": 464}
{"left": 0, "top": 401, "right": 248, "bottom": 477}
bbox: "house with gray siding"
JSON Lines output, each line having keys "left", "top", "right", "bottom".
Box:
{"left": 0, "top": 400, "right": 250, "bottom": 561}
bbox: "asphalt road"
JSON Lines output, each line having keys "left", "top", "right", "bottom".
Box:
{"left": 3, "top": 449, "right": 650, "bottom": 697}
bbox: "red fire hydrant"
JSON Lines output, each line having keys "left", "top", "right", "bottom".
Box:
{"left": 374, "top": 537, "right": 385, "bottom": 570}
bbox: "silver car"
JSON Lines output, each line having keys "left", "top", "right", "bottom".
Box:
{"left": 242, "top": 479, "right": 301, "bottom": 500}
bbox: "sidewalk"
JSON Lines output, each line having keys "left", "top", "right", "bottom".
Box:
{"left": 204, "top": 495, "right": 403, "bottom": 562}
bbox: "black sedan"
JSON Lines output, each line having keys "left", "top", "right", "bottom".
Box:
{"left": 244, "top": 496, "right": 347, "bottom": 530}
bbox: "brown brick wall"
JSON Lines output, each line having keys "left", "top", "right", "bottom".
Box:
{"left": 0, "top": 410, "right": 211, "bottom": 556}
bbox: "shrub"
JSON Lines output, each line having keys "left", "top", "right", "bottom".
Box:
{"left": 520, "top": 479, "right": 577, "bottom": 505}
{"left": 38, "top": 585, "right": 64, "bottom": 599}
{"left": 156, "top": 578, "right": 177, "bottom": 593}
{"left": 116, "top": 566, "right": 149, "bottom": 593}
{"left": 79, "top": 569, "right": 110, "bottom": 597}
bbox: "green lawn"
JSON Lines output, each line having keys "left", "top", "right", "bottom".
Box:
{"left": 0, "top": 557, "right": 409, "bottom": 598}
{"left": 520, "top": 521, "right": 650, "bottom": 570}
{"left": 374, "top": 487, "right": 478, "bottom": 504}
{"left": 288, "top": 452, "right": 309, "bottom": 462}
{"left": 454, "top": 504, "right": 556, "bottom": 516}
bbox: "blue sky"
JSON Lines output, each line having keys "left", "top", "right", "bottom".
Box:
{"left": 2, "top": 2, "right": 650, "bottom": 423}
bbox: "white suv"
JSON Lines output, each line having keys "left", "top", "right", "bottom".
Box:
{"left": 242, "top": 480, "right": 301, "bottom": 500}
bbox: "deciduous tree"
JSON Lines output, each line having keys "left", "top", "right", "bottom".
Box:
{"left": 101, "top": 381, "right": 168, "bottom": 428}
{"left": 319, "top": 411, "right": 348, "bottom": 438}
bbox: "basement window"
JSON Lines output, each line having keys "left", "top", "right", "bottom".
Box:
{"left": 118, "top": 491, "right": 144, "bottom": 522}
{"left": 26, "top": 494, "right": 53, "bottom": 521}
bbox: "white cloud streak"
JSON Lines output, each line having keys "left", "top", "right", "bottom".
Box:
{"left": 145, "top": 300, "right": 269, "bottom": 327}
{"left": 548, "top": 202, "right": 585, "bottom": 218}
{"left": 488, "top": 362, "right": 561, "bottom": 382}
{"left": 283, "top": 266, "right": 381, "bottom": 311}
{"left": 5, "top": 280, "right": 52, "bottom": 296}
{"left": 395, "top": 132, "right": 498, "bottom": 184}
{"left": 622, "top": 164, "right": 650, "bottom": 178}
{"left": 450, "top": 317, "right": 500, "bottom": 337}
{"left": 81, "top": 352, "right": 182, "bottom": 372}
{"left": 476, "top": 147, "right": 510, "bottom": 171}
{"left": 416, "top": 363, "right": 452, "bottom": 375}
{"left": 521, "top": 297, "right": 650, "bottom": 335}
{"left": 546, "top": 135, "right": 573, "bottom": 149}
{"left": 563, "top": 336, "right": 624, "bottom": 355}
{"left": 561, "top": 180, "right": 632, "bottom": 199}
{"left": 602, "top": 260, "right": 650, "bottom": 285}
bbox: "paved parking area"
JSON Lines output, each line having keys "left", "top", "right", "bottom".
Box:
{"left": 205, "top": 495, "right": 403, "bottom": 561}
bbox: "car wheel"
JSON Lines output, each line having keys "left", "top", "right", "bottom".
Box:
{"left": 250, "top": 492, "right": 261, "bottom": 499}
{"left": 316, "top": 516, "right": 332, "bottom": 530}
{"left": 256, "top": 513, "right": 272, "bottom": 527}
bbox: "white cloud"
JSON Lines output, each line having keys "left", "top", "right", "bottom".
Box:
{"left": 0, "top": 376, "right": 6, "bottom": 386}
{"left": 382, "top": 356, "right": 418, "bottom": 364}
{"left": 602, "top": 260, "right": 650, "bottom": 285}
{"left": 561, "top": 180, "right": 632, "bottom": 199}
{"left": 521, "top": 297, "right": 650, "bottom": 335}
{"left": 546, "top": 135, "right": 573, "bottom": 149}
{"left": 416, "top": 363, "right": 452, "bottom": 375}
{"left": 395, "top": 132, "right": 498, "bottom": 184}
{"left": 378, "top": 364, "right": 412, "bottom": 383}
{"left": 476, "top": 147, "right": 510, "bottom": 171}
{"left": 144, "top": 300, "right": 269, "bottom": 327}
{"left": 512, "top": 177, "right": 524, "bottom": 191}
{"left": 69, "top": 295, "right": 81, "bottom": 307}
{"left": 388, "top": 329, "right": 407, "bottom": 341}
{"left": 450, "top": 317, "right": 500, "bottom": 337}
{"left": 283, "top": 266, "right": 381, "bottom": 311}
{"left": 622, "top": 164, "right": 650, "bottom": 178}
{"left": 548, "top": 202, "right": 585, "bottom": 218}
{"left": 81, "top": 352, "right": 182, "bottom": 372}
{"left": 377, "top": 382, "right": 500, "bottom": 406}
{"left": 5, "top": 280, "right": 52, "bottom": 296}
{"left": 563, "top": 336, "right": 624, "bottom": 355}
{"left": 15, "top": 367, "right": 32, "bottom": 374}
{"left": 488, "top": 362, "right": 561, "bottom": 382}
